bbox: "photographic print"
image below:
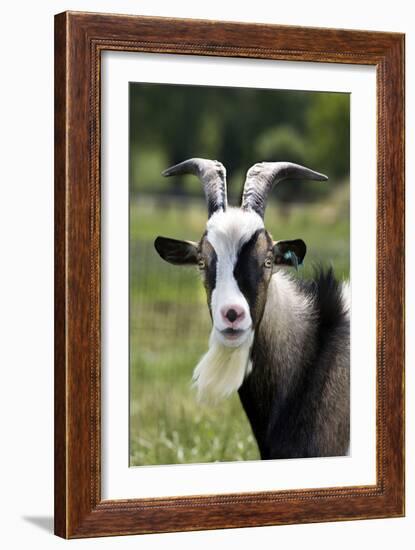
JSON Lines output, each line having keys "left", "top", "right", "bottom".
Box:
{"left": 129, "top": 82, "right": 350, "bottom": 467}
{"left": 55, "top": 12, "right": 404, "bottom": 537}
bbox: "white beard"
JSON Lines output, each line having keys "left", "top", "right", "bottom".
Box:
{"left": 192, "top": 329, "right": 254, "bottom": 403}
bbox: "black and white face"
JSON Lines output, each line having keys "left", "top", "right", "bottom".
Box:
{"left": 155, "top": 207, "right": 306, "bottom": 348}
{"left": 199, "top": 209, "right": 271, "bottom": 347}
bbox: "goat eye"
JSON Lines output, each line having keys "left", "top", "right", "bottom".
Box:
{"left": 198, "top": 259, "right": 206, "bottom": 269}
{"left": 264, "top": 257, "right": 273, "bottom": 268}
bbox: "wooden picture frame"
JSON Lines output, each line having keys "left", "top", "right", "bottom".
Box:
{"left": 54, "top": 11, "right": 405, "bottom": 538}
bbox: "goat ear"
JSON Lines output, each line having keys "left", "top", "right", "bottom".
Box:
{"left": 154, "top": 236, "right": 198, "bottom": 265}
{"left": 273, "top": 239, "right": 307, "bottom": 269}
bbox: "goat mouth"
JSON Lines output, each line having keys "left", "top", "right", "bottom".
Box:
{"left": 220, "top": 328, "right": 245, "bottom": 340}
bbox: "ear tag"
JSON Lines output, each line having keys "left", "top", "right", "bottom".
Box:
{"left": 283, "top": 250, "right": 299, "bottom": 271}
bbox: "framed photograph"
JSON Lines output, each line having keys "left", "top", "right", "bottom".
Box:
{"left": 54, "top": 11, "right": 405, "bottom": 538}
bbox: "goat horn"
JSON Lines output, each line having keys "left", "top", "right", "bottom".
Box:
{"left": 162, "top": 158, "right": 227, "bottom": 218}
{"left": 241, "top": 162, "right": 328, "bottom": 218}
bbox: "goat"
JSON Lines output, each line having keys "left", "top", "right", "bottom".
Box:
{"left": 154, "top": 158, "right": 350, "bottom": 459}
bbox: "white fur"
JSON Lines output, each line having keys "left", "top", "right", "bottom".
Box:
{"left": 193, "top": 328, "right": 254, "bottom": 403}
{"left": 191, "top": 209, "right": 263, "bottom": 401}
{"left": 206, "top": 208, "right": 264, "bottom": 340}
{"left": 256, "top": 271, "right": 317, "bottom": 388}
{"left": 261, "top": 271, "right": 314, "bottom": 342}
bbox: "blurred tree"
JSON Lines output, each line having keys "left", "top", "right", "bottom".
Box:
{"left": 129, "top": 83, "right": 349, "bottom": 203}
{"left": 255, "top": 126, "right": 310, "bottom": 203}
{"left": 306, "top": 93, "right": 350, "bottom": 181}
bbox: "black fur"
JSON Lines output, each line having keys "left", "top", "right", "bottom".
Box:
{"left": 205, "top": 249, "right": 218, "bottom": 293}
{"left": 233, "top": 230, "right": 263, "bottom": 322}
{"left": 238, "top": 267, "right": 350, "bottom": 459}
{"left": 233, "top": 229, "right": 272, "bottom": 325}
{"left": 199, "top": 235, "right": 218, "bottom": 309}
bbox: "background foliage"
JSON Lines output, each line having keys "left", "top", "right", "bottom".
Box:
{"left": 129, "top": 82, "right": 350, "bottom": 466}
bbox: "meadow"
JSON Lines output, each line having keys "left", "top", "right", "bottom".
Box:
{"left": 129, "top": 184, "right": 349, "bottom": 466}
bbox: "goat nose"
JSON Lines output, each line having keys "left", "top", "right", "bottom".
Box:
{"left": 221, "top": 305, "right": 245, "bottom": 325}
{"left": 226, "top": 309, "right": 238, "bottom": 323}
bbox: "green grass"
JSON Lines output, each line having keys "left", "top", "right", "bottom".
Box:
{"left": 129, "top": 185, "right": 349, "bottom": 466}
